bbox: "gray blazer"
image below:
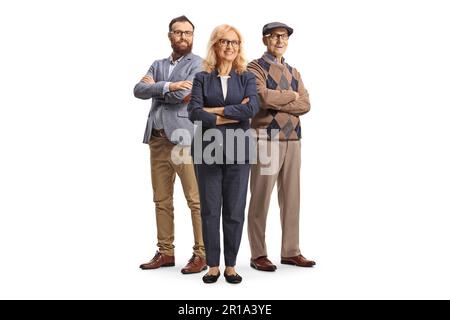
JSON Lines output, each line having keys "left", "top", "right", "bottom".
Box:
{"left": 134, "top": 53, "right": 203, "bottom": 145}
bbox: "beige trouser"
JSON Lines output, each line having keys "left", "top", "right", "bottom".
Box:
{"left": 149, "top": 136, "right": 205, "bottom": 257}
{"left": 247, "top": 139, "right": 302, "bottom": 259}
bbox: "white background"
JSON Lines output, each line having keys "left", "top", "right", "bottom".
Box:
{"left": 1, "top": 0, "right": 449, "bottom": 299}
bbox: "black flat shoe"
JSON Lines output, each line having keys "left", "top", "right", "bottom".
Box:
{"left": 202, "top": 271, "right": 220, "bottom": 284}
{"left": 224, "top": 272, "right": 242, "bottom": 284}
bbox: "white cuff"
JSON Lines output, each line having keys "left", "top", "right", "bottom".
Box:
{"left": 163, "top": 82, "right": 172, "bottom": 95}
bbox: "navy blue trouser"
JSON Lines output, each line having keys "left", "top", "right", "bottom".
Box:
{"left": 194, "top": 163, "right": 250, "bottom": 267}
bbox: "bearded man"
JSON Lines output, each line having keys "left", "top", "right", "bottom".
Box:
{"left": 134, "top": 15, "right": 205, "bottom": 274}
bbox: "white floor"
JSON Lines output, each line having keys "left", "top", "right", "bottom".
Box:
{"left": 1, "top": 164, "right": 449, "bottom": 300}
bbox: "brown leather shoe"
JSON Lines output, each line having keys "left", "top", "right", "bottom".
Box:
{"left": 140, "top": 252, "right": 175, "bottom": 270}
{"left": 250, "top": 256, "right": 277, "bottom": 272}
{"left": 181, "top": 254, "right": 207, "bottom": 274}
{"left": 281, "top": 255, "right": 316, "bottom": 268}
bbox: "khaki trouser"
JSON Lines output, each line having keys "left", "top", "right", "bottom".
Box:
{"left": 149, "top": 136, "right": 205, "bottom": 257}
{"left": 247, "top": 139, "right": 302, "bottom": 259}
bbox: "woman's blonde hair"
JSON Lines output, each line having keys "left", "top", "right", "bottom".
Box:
{"left": 203, "top": 24, "right": 247, "bottom": 75}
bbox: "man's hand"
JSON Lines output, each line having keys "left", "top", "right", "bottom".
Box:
{"left": 141, "top": 76, "right": 155, "bottom": 84}
{"left": 182, "top": 94, "right": 191, "bottom": 104}
{"left": 241, "top": 97, "right": 250, "bottom": 104}
{"left": 216, "top": 115, "right": 239, "bottom": 125}
{"left": 169, "top": 81, "right": 193, "bottom": 92}
{"left": 203, "top": 107, "right": 225, "bottom": 116}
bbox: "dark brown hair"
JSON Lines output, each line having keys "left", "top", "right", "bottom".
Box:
{"left": 169, "top": 15, "right": 195, "bottom": 31}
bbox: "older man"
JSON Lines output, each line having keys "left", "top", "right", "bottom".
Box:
{"left": 247, "top": 22, "right": 316, "bottom": 271}
{"left": 134, "top": 16, "right": 205, "bottom": 274}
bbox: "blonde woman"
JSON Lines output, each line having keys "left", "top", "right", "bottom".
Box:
{"left": 188, "top": 25, "right": 259, "bottom": 284}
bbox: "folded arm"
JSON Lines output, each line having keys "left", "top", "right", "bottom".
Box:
{"left": 222, "top": 74, "right": 260, "bottom": 121}
{"left": 163, "top": 59, "right": 203, "bottom": 104}
{"left": 248, "top": 62, "right": 297, "bottom": 110}
{"left": 133, "top": 62, "right": 167, "bottom": 100}
{"left": 279, "top": 70, "right": 311, "bottom": 116}
{"left": 188, "top": 74, "right": 218, "bottom": 128}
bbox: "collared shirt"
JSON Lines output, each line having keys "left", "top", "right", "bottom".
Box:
{"left": 264, "top": 51, "right": 285, "bottom": 65}
{"left": 163, "top": 54, "right": 184, "bottom": 93}
{"left": 153, "top": 55, "right": 184, "bottom": 130}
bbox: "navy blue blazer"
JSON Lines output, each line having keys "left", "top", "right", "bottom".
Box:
{"left": 188, "top": 69, "right": 259, "bottom": 164}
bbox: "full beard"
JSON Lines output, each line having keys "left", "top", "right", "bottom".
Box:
{"left": 171, "top": 40, "right": 193, "bottom": 56}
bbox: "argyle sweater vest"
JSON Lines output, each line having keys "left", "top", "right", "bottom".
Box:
{"left": 249, "top": 57, "right": 302, "bottom": 140}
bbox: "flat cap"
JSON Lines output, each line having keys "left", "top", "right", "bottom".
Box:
{"left": 262, "top": 22, "right": 294, "bottom": 36}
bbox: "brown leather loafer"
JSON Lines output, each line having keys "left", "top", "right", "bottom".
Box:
{"left": 181, "top": 254, "right": 207, "bottom": 274}
{"left": 140, "top": 252, "right": 175, "bottom": 270}
{"left": 250, "top": 256, "right": 277, "bottom": 272}
{"left": 281, "top": 255, "right": 316, "bottom": 268}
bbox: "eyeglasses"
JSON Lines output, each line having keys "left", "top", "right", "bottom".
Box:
{"left": 265, "top": 33, "right": 289, "bottom": 41}
{"left": 217, "top": 39, "right": 241, "bottom": 48}
{"left": 170, "top": 30, "right": 194, "bottom": 38}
